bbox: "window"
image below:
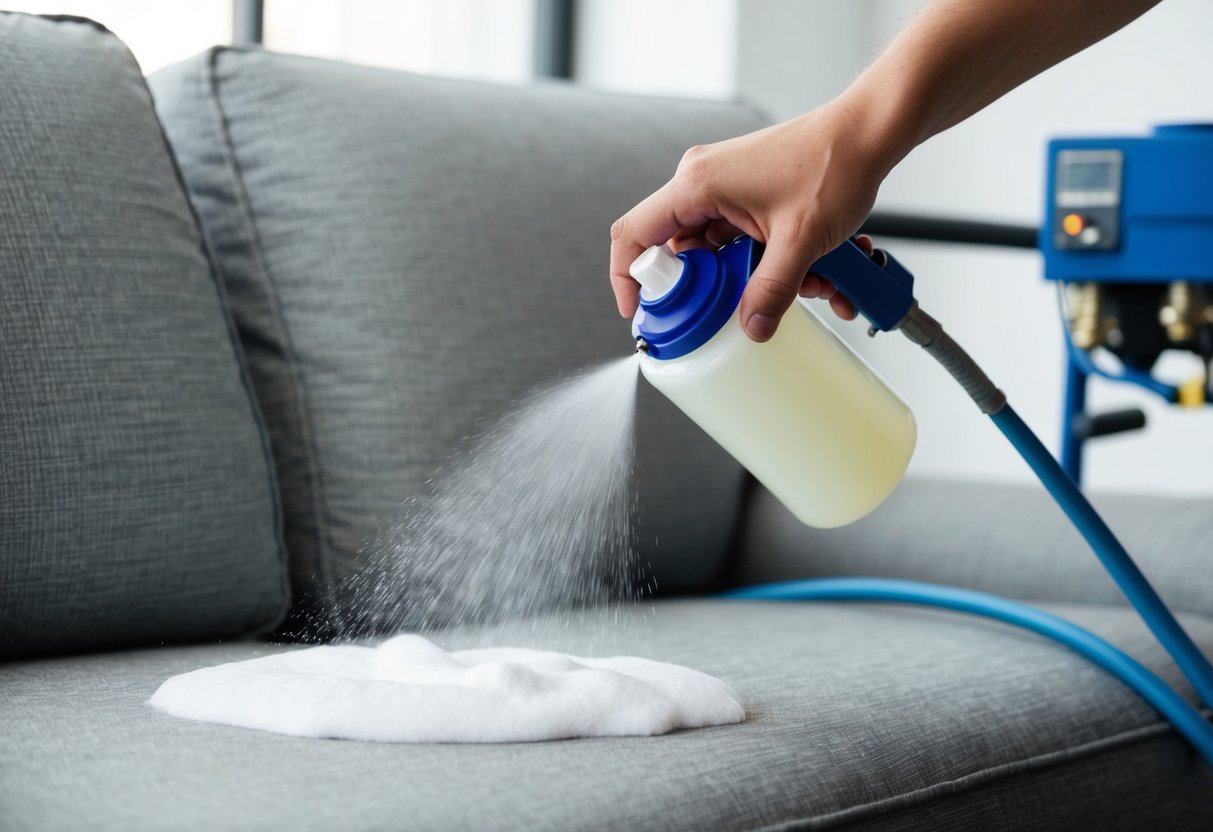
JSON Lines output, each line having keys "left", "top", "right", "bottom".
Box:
{"left": 5, "top": 1, "right": 231, "bottom": 74}
{"left": 4, "top": 0, "right": 536, "bottom": 84}
{"left": 263, "top": 0, "right": 536, "bottom": 84}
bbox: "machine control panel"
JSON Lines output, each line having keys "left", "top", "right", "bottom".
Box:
{"left": 1052, "top": 149, "right": 1122, "bottom": 251}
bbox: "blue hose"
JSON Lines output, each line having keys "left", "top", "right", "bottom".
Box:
{"left": 723, "top": 577, "right": 1213, "bottom": 766}
{"left": 1054, "top": 282, "right": 1180, "bottom": 402}
{"left": 1063, "top": 324, "right": 1178, "bottom": 402}
{"left": 990, "top": 404, "right": 1213, "bottom": 710}
{"left": 706, "top": 276, "right": 1213, "bottom": 759}
{"left": 723, "top": 401, "right": 1213, "bottom": 763}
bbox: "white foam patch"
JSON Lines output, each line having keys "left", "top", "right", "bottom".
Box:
{"left": 148, "top": 634, "right": 745, "bottom": 742}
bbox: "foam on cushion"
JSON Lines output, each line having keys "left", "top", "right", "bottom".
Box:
{"left": 148, "top": 635, "right": 745, "bottom": 742}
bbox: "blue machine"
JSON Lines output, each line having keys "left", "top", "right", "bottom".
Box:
{"left": 1040, "top": 123, "right": 1213, "bottom": 482}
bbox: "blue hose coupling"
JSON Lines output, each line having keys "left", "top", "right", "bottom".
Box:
{"left": 808, "top": 239, "right": 917, "bottom": 332}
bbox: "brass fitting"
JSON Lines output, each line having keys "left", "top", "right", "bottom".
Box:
{"left": 1179, "top": 374, "right": 1207, "bottom": 408}
{"left": 1066, "top": 282, "right": 1103, "bottom": 350}
{"left": 1159, "top": 281, "right": 1199, "bottom": 344}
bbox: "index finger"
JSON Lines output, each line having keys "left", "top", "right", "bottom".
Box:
{"left": 609, "top": 183, "right": 712, "bottom": 318}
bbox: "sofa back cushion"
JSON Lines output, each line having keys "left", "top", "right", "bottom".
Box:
{"left": 0, "top": 15, "right": 288, "bottom": 659}
{"left": 739, "top": 478, "right": 1213, "bottom": 617}
{"left": 150, "top": 49, "right": 765, "bottom": 628}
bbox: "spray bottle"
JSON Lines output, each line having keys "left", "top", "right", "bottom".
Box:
{"left": 630, "top": 234, "right": 1213, "bottom": 764}
{"left": 630, "top": 235, "right": 918, "bottom": 527}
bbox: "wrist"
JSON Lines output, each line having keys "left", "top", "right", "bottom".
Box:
{"left": 830, "top": 70, "right": 935, "bottom": 179}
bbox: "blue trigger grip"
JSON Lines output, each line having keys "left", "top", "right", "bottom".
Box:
{"left": 807, "top": 238, "right": 916, "bottom": 331}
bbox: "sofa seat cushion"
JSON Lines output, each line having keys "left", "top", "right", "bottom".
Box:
{"left": 148, "top": 49, "right": 765, "bottom": 624}
{"left": 0, "top": 13, "right": 287, "bottom": 659}
{"left": 3, "top": 599, "right": 1210, "bottom": 831}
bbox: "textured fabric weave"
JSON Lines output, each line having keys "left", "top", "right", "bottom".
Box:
{"left": 0, "top": 14, "right": 287, "bottom": 658}
{"left": 738, "top": 478, "right": 1213, "bottom": 617}
{"left": 2, "top": 599, "right": 1211, "bottom": 830}
{"left": 149, "top": 49, "right": 762, "bottom": 619}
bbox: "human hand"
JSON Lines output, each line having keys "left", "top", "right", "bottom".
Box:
{"left": 609, "top": 0, "right": 1162, "bottom": 342}
{"left": 609, "top": 99, "right": 896, "bottom": 341}
{"left": 800, "top": 234, "right": 877, "bottom": 321}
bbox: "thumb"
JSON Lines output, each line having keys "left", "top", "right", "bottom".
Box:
{"left": 739, "top": 234, "right": 816, "bottom": 342}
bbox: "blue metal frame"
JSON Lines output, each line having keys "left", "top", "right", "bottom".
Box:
{"left": 1059, "top": 354, "right": 1088, "bottom": 482}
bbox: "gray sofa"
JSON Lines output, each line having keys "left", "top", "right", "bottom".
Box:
{"left": 2, "top": 13, "right": 1212, "bottom": 831}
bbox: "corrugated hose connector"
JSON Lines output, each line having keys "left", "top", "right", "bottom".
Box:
{"left": 898, "top": 304, "right": 1007, "bottom": 414}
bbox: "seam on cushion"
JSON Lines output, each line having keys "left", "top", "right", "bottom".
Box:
{"left": 750, "top": 716, "right": 1204, "bottom": 831}
{"left": 146, "top": 51, "right": 292, "bottom": 637}
{"left": 204, "top": 47, "right": 339, "bottom": 599}
{"left": 3, "top": 12, "right": 112, "bottom": 33}
{"left": 719, "top": 472, "right": 761, "bottom": 589}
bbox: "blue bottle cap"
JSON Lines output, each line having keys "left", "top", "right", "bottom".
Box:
{"left": 631, "top": 236, "right": 760, "bottom": 360}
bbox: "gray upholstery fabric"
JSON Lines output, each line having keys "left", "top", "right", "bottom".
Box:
{"left": 148, "top": 49, "right": 761, "bottom": 618}
{"left": 0, "top": 14, "right": 287, "bottom": 659}
{"left": 737, "top": 478, "right": 1213, "bottom": 618}
{"left": 2, "top": 599, "right": 1211, "bottom": 831}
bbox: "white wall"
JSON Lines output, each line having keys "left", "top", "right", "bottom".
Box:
{"left": 578, "top": 0, "right": 1213, "bottom": 495}
{"left": 735, "top": 1, "right": 870, "bottom": 120}
{"left": 573, "top": 0, "right": 737, "bottom": 99}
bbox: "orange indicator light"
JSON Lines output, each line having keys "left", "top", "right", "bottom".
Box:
{"left": 1062, "top": 213, "right": 1086, "bottom": 236}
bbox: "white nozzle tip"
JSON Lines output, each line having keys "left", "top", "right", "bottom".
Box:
{"left": 630, "top": 244, "right": 684, "bottom": 301}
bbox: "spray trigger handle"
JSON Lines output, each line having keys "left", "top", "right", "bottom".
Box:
{"left": 807, "top": 239, "right": 917, "bottom": 332}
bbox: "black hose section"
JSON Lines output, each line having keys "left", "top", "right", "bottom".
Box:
{"left": 899, "top": 305, "right": 1007, "bottom": 414}
{"left": 861, "top": 212, "right": 1039, "bottom": 250}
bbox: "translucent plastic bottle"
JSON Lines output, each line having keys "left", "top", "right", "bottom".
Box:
{"left": 631, "top": 237, "right": 915, "bottom": 528}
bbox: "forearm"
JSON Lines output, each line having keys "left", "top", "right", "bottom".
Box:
{"left": 607, "top": 0, "right": 1162, "bottom": 336}
{"left": 834, "top": 0, "right": 1161, "bottom": 175}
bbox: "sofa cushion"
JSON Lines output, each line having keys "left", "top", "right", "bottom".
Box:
{"left": 148, "top": 49, "right": 764, "bottom": 626}
{"left": 2, "top": 599, "right": 1210, "bottom": 830}
{"left": 0, "top": 14, "right": 287, "bottom": 659}
{"left": 738, "top": 478, "right": 1213, "bottom": 618}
